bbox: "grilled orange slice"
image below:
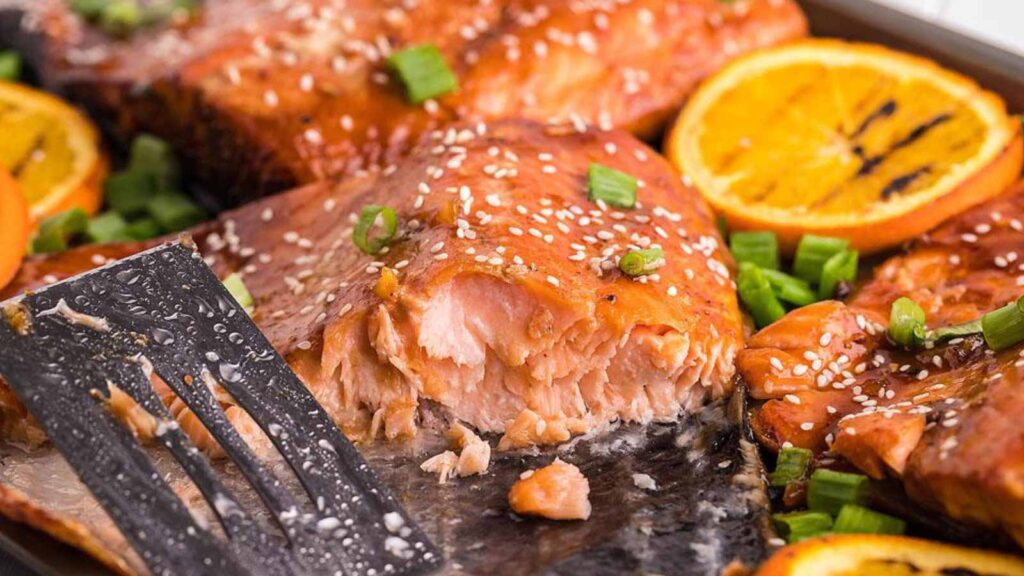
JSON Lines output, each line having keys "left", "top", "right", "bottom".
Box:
{"left": 0, "top": 81, "right": 107, "bottom": 226}
{"left": 0, "top": 166, "right": 29, "bottom": 289}
{"left": 755, "top": 535, "right": 1024, "bottom": 576}
{"left": 666, "top": 39, "right": 1023, "bottom": 254}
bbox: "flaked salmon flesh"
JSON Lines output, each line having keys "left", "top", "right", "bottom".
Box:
{"left": 738, "top": 181, "right": 1024, "bottom": 547}
{"left": 1, "top": 120, "right": 744, "bottom": 453}
{"left": 508, "top": 458, "right": 591, "bottom": 521}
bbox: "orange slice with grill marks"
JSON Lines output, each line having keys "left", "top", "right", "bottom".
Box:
{"left": 0, "top": 81, "right": 107, "bottom": 226}
{"left": 666, "top": 39, "right": 1023, "bottom": 254}
{"left": 755, "top": 535, "right": 1024, "bottom": 576}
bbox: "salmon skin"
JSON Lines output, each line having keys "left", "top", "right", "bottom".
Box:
{"left": 2, "top": 119, "right": 744, "bottom": 452}
{"left": 738, "top": 180, "right": 1024, "bottom": 548}
{"left": 0, "top": 0, "right": 806, "bottom": 204}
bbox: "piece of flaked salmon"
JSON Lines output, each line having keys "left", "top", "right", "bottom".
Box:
{"left": 1, "top": 120, "right": 743, "bottom": 453}
{"left": 738, "top": 180, "right": 1024, "bottom": 546}
{"left": 509, "top": 458, "right": 591, "bottom": 520}
{"left": 2, "top": 0, "right": 806, "bottom": 203}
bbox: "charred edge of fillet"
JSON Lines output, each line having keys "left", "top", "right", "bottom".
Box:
{"left": 867, "top": 479, "right": 1021, "bottom": 552}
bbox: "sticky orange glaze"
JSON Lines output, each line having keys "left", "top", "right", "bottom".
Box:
{"left": 2, "top": 120, "right": 743, "bottom": 448}
{"left": 739, "top": 181, "right": 1024, "bottom": 546}
{"left": 6, "top": 0, "right": 806, "bottom": 201}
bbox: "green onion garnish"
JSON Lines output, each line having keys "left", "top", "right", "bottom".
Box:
{"left": 768, "top": 446, "right": 813, "bottom": 488}
{"left": 125, "top": 217, "right": 163, "bottom": 241}
{"left": 807, "top": 469, "right": 869, "bottom": 516}
{"left": 793, "top": 234, "right": 849, "bottom": 284}
{"left": 0, "top": 51, "right": 21, "bottom": 82}
{"left": 928, "top": 319, "right": 982, "bottom": 343}
{"left": 982, "top": 297, "right": 1024, "bottom": 351}
{"left": 105, "top": 170, "right": 156, "bottom": 216}
{"left": 819, "top": 249, "right": 858, "bottom": 300}
{"left": 100, "top": 0, "right": 143, "bottom": 37}
{"left": 222, "top": 273, "right": 254, "bottom": 312}
{"left": 587, "top": 163, "right": 637, "bottom": 209}
{"left": 353, "top": 205, "right": 398, "bottom": 255}
{"left": 730, "top": 231, "right": 779, "bottom": 270}
{"left": 130, "top": 134, "right": 179, "bottom": 192}
{"left": 70, "top": 0, "right": 107, "bottom": 20}
{"left": 30, "top": 208, "right": 88, "bottom": 254}
{"left": 85, "top": 212, "right": 130, "bottom": 244}
{"left": 771, "top": 511, "right": 833, "bottom": 544}
{"left": 762, "top": 269, "right": 817, "bottom": 307}
{"left": 619, "top": 248, "right": 664, "bottom": 277}
{"left": 888, "top": 297, "right": 926, "bottom": 348}
{"left": 832, "top": 504, "right": 906, "bottom": 535}
{"left": 146, "top": 193, "right": 207, "bottom": 232}
{"left": 387, "top": 44, "right": 459, "bottom": 104}
{"left": 737, "top": 262, "right": 786, "bottom": 329}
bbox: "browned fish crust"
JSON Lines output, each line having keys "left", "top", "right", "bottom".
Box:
{"left": 740, "top": 181, "right": 1024, "bottom": 546}
{"left": 1, "top": 0, "right": 806, "bottom": 203}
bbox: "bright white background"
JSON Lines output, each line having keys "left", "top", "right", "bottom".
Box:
{"left": 869, "top": 0, "right": 1024, "bottom": 55}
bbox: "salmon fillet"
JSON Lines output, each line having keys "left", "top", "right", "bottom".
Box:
{"left": 2, "top": 120, "right": 743, "bottom": 450}
{"left": 738, "top": 181, "right": 1024, "bottom": 546}
{"left": 0, "top": 0, "right": 806, "bottom": 203}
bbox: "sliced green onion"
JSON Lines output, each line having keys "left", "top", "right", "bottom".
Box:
{"left": 124, "top": 217, "right": 163, "bottom": 241}
{"left": 982, "top": 297, "right": 1024, "bottom": 351}
{"left": 833, "top": 504, "right": 906, "bottom": 535}
{"left": 619, "top": 248, "right": 664, "bottom": 277}
{"left": 100, "top": 0, "right": 143, "bottom": 37}
{"left": 141, "top": 0, "right": 199, "bottom": 25}
{"left": 587, "top": 163, "right": 637, "bottom": 209}
{"left": 70, "top": 0, "right": 107, "bottom": 20}
{"left": 130, "top": 134, "right": 179, "bottom": 192}
{"left": 0, "top": 51, "right": 21, "bottom": 82}
{"left": 889, "top": 297, "right": 926, "bottom": 349}
{"left": 30, "top": 208, "right": 88, "bottom": 254}
{"left": 771, "top": 511, "right": 833, "bottom": 543}
{"left": 105, "top": 170, "right": 156, "bottom": 216}
{"left": 819, "top": 249, "right": 858, "bottom": 300}
{"left": 386, "top": 44, "right": 459, "bottom": 104}
{"left": 737, "top": 262, "right": 786, "bottom": 329}
{"left": 222, "top": 273, "right": 254, "bottom": 312}
{"left": 928, "top": 319, "right": 983, "bottom": 343}
{"left": 762, "top": 269, "right": 817, "bottom": 307}
{"left": 354, "top": 205, "right": 398, "bottom": 255}
{"left": 146, "top": 193, "right": 207, "bottom": 232}
{"left": 730, "top": 231, "right": 779, "bottom": 270}
{"left": 793, "top": 234, "right": 849, "bottom": 284}
{"left": 807, "top": 469, "right": 869, "bottom": 516}
{"left": 85, "top": 212, "right": 130, "bottom": 244}
{"left": 768, "top": 447, "right": 813, "bottom": 488}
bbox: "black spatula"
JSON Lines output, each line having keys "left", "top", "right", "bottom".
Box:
{"left": 0, "top": 240, "right": 441, "bottom": 576}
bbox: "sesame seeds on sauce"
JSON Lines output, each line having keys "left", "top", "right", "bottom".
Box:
{"left": 188, "top": 117, "right": 735, "bottom": 358}
{"left": 752, "top": 196, "right": 1024, "bottom": 458}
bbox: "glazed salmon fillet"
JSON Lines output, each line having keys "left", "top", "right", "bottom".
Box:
{"left": 737, "top": 181, "right": 1024, "bottom": 546}
{"left": 1, "top": 0, "right": 806, "bottom": 202}
{"left": 2, "top": 120, "right": 743, "bottom": 448}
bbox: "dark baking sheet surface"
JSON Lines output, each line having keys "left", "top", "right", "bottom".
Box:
{"left": 0, "top": 399, "right": 773, "bottom": 575}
